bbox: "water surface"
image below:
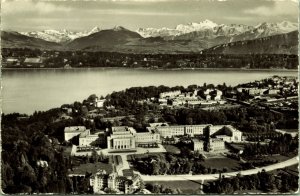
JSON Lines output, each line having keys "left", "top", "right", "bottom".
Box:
{"left": 2, "top": 68, "right": 298, "bottom": 114}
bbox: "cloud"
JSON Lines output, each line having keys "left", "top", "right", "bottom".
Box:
{"left": 243, "top": 1, "right": 298, "bottom": 16}
{"left": 2, "top": 0, "right": 72, "bottom": 15}
{"left": 86, "top": 9, "right": 185, "bottom": 16}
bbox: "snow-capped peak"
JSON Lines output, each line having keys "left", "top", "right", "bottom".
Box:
{"left": 175, "top": 20, "right": 218, "bottom": 33}
{"left": 113, "top": 26, "right": 127, "bottom": 31}
{"left": 88, "top": 26, "right": 101, "bottom": 35}
{"left": 277, "top": 21, "right": 298, "bottom": 32}
{"left": 197, "top": 19, "right": 218, "bottom": 28}
{"left": 43, "top": 29, "right": 62, "bottom": 34}
{"left": 254, "top": 21, "right": 298, "bottom": 34}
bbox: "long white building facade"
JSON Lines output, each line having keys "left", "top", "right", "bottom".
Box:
{"left": 154, "top": 124, "right": 212, "bottom": 138}
{"left": 107, "top": 126, "right": 161, "bottom": 151}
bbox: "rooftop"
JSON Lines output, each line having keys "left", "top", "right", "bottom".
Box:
{"left": 64, "top": 126, "right": 86, "bottom": 133}
{"left": 149, "top": 122, "right": 169, "bottom": 127}
{"left": 192, "top": 138, "right": 204, "bottom": 143}
{"left": 122, "top": 169, "right": 134, "bottom": 178}
{"left": 112, "top": 126, "right": 128, "bottom": 132}
{"left": 24, "top": 57, "right": 42, "bottom": 64}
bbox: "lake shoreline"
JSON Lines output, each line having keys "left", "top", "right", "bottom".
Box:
{"left": 1, "top": 67, "right": 298, "bottom": 72}
{"left": 3, "top": 69, "right": 298, "bottom": 114}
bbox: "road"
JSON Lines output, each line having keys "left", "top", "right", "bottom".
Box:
{"left": 140, "top": 156, "right": 298, "bottom": 182}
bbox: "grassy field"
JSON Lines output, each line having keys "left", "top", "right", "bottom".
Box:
{"left": 229, "top": 143, "right": 246, "bottom": 151}
{"left": 281, "top": 129, "right": 298, "bottom": 133}
{"left": 147, "top": 180, "right": 203, "bottom": 194}
{"left": 69, "top": 162, "right": 113, "bottom": 175}
{"left": 245, "top": 154, "right": 295, "bottom": 163}
{"left": 233, "top": 190, "right": 264, "bottom": 194}
{"left": 127, "top": 153, "right": 163, "bottom": 161}
{"left": 163, "top": 145, "right": 180, "bottom": 154}
{"left": 202, "top": 157, "right": 242, "bottom": 171}
{"left": 270, "top": 154, "right": 294, "bottom": 162}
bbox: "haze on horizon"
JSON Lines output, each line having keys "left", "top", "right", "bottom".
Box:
{"left": 1, "top": 0, "right": 298, "bottom": 32}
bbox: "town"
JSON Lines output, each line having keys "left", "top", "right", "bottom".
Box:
{"left": 2, "top": 0, "right": 299, "bottom": 194}
{"left": 2, "top": 75, "right": 298, "bottom": 194}
{"left": 1, "top": 48, "right": 298, "bottom": 70}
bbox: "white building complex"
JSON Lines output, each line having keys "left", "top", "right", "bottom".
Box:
{"left": 107, "top": 126, "right": 160, "bottom": 151}
{"left": 65, "top": 124, "right": 242, "bottom": 152}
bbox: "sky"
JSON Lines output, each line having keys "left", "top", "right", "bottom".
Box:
{"left": 1, "top": 0, "right": 299, "bottom": 32}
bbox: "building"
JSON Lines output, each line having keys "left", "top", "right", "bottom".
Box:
{"left": 187, "top": 98, "right": 202, "bottom": 105}
{"left": 208, "top": 138, "right": 225, "bottom": 151}
{"left": 215, "top": 135, "right": 232, "bottom": 142}
{"left": 64, "top": 126, "right": 88, "bottom": 141}
{"left": 134, "top": 129, "right": 160, "bottom": 147}
{"left": 95, "top": 98, "right": 105, "bottom": 108}
{"left": 107, "top": 127, "right": 136, "bottom": 151}
{"left": 193, "top": 138, "right": 226, "bottom": 153}
{"left": 154, "top": 124, "right": 211, "bottom": 138}
{"left": 155, "top": 125, "right": 185, "bottom": 138}
{"left": 268, "top": 89, "right": 280, "bottom": 95}
{"left": 107, "top": 126, "right": 161, "bottom": 151}
{"left": 79, "top": 130, "right": 106, "bottom": 146}
{"left": 214, "top": 90, "right": 223, "bottom": 101}
{"left": 208, "top": 125, "right": 242, "bottom": 142}
{"left": 158, "top": 98, "right": 168, "bottom": 106}
{"left": 90, "top": 170, "right": 109, "bottom": 193}
{"left": 67, "top": 124, "right": 242, "bottom": 151}
{"left": 225, "top": 125, "right": 243, "bottom": 142}
{"left": 206, "top": 94, "right": 211, "bottom": 101}
{"left": 192, "top": 139, "right": 205, "bottom": 152}
{"left": 204, "top": 89, "right": 213, "bottom": 95}
{"left": 149, "top": 122, "right": 169, "bottom": 127}
{"left": 159, "top": 90, "right": 181, "bottom": 99}
{"left": 90, "top": 169, "right": 142, "bottom": 194}
{"left": 237, "top": 88, "right": 268, "bottom": 95}
{"left": 5, "top": 58, "right": 20, "bottom": 66}
{"left": 185, "top": 125, "right": 210, "bottom": 137}
{"left": 24, "top": 57, "right": 43, "bottom": 66}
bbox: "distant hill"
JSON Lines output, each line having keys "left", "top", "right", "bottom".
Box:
{"left": 202, "top": 31, "right": 298, "bottom": 55}
{"left": 66, "top": 26, "right": 142, "bottom": 50}
{"left": 2, "top": 28, "right": 298, "bottom": 55}
{"left": 1, "top": 31, "right": 61, "bottom": 50}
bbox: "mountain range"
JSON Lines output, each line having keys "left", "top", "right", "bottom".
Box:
{"left": 19, "top": 27, "right": 102, "bottom": 43}
{"left": 1, "top": 20, "right": 298, "bottom": 54}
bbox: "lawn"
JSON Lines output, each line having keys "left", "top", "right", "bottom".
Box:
{"left": 163, "top": 145, "right": 180, "bottom": 154}
{"left": 269, "top": 154, "right": 294, "bottom": 162}
{"left": 202, "top": 157, "right": 241, "bottom": 171}
{"left": 229, "top": 143, "right": 246, "bottom": 151}
{"left": 233, "top": 190, "right": 264, "bottom": 194}
{"left": 147, "top": 180, "right": 203, "bottom": 194}
{"left": 127, "top": 153, "right": 163, "bottom": 161}
{"left": 69, "top": 162, "right": 113, "bottom": 175}
{"left": 281, "top": 129, "right": 298, "bottom": 133}
{"left": 244, "top": 154, "right": 295, "bottom": 163}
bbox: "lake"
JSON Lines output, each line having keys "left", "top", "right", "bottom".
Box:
{"left": 2, "top": 68, "right": 298, "bottom": 114}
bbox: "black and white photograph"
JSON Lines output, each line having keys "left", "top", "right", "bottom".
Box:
{"left": 1, "top": 0, "right": 299, "bottom": 194}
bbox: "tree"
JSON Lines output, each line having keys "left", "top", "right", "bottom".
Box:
{"left": 91, "top": 149, "right": 99, "bottom": 163}
{"left": 80, "top": 106, "right": 88, "bottom": 116}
